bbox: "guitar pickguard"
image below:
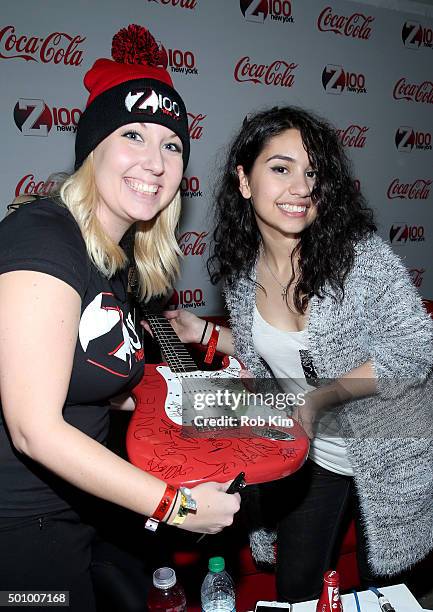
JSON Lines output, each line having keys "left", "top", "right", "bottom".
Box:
{"left": 157, "top": 356, "right": 243, "bottom": 425}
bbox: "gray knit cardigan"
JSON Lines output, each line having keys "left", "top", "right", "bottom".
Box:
{"left": 224, "top": 234, "right": 433, "bottom": 576}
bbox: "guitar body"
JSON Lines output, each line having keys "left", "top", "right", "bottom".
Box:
{"left": 127, "top": 353, "right": 309, "bottom": 487}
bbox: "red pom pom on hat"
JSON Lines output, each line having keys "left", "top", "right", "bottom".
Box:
{"left": 75, "top": 23, "right": 189, "bottom": 171}
{"left": 112, "top": 24, "right": 161, "bottom": 66}
{"left": 84, "top": 24, "right": 174, "bottom": 107}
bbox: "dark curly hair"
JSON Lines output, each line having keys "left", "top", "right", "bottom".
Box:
{"left": 207, "top": 106, "right": 376, "bottom": 313}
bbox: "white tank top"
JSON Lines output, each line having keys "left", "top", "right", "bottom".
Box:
{"left": 252, "top": 305, "right": 353, "bottom": 476}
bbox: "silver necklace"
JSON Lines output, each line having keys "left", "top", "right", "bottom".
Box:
{"left": 262, "top": 254, "right": 289, "bottom": 298}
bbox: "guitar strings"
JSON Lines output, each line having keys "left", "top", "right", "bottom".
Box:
{"left": 148, "top": 315, "right": 207, "bottom": 426}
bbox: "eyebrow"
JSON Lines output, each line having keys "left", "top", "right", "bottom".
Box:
{"left": 266, "top": 154, "right": 315, "bottom": 169}
{"left": 266, "top": 154, "right": 296, "bottom": 163}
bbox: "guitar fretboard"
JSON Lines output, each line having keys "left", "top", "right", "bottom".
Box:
{"left": 146, "top": 314, "right": 198, "bottom": 373}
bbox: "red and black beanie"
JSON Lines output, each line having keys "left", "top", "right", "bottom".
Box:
{"left": 75, "top": 24, "right": 190, "bottom": 171}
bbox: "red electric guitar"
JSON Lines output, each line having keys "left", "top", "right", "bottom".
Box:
{"left": 127, "top": 313, "right": 309, "bottom": 487}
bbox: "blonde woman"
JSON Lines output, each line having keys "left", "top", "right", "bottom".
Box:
{"left": 0, "top": 25, "right": 239, "bottom": 611}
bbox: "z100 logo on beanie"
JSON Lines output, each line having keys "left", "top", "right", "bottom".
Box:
{"left": 395, "top": 127, "right": 432, "bottom": 152}
{"left": 402, "top": 21, "right": 433, "bottom": 49}
{"left": 322, "top": 65, "right": 367, "bottom": 94}
{"left": 240, "top": 0, "right": 294, "bottom": 24}
{"left": 125, "top": 87, "right": 180, "bottom": 121}
{"left": 14, "top": 98, "right": 82, "bottom": 136}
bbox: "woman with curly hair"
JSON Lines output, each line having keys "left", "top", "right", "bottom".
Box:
{"left": 166, "top": 106, "right": 433, "bottom": 602}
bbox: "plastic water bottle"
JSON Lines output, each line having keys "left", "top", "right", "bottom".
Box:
{"left": 201, "top": 556, "right": 236, "bottom": 612}
{"left": 147, "top": 567, "right": 187, "bottom": 612}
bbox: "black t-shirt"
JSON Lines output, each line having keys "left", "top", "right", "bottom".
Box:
{"left": 0, "top": 199, "right": 145, "bottom": 517}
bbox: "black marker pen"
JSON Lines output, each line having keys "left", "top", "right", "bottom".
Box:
{"left": 226, "top": 471, "right": 246, "bottom": 494}
{"left": 197, "top": 472, "right": 246, "bottom": 542}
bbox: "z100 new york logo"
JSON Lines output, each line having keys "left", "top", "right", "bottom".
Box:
{"left": 389, "top": 224, "right": 425, "bottom": 244}
{"left": 240, "top": 0, "right": 294, "bottom": 24}
{"left": 395, "top": 127, "right": 432, "bottom": 152}
{"left": 322, "top": 65, "right": 366, "bottom": 94}
{"left": 402, "top": 21, "right": 433, "bottom": 49}
{"left": 181, "top": 176, "right": 203, "bottom": 198}
{"left": 170, "top": 288, "right": 205, "bottom": 309}
{"left": 158, "top": 43, "right": 198, "bottom": 75}
{"left": 14, "top": 98, "right": 81, "bottom": 136}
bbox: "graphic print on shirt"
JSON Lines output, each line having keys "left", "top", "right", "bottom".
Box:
{"left": 79, "top": 292, "right": 143, "bottom": 377}
{"left": 299, "top": 349, "right": 320, "bottom": 386}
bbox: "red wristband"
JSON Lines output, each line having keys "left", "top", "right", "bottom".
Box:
{"left": 204, "top": 324, "right": 220, "bottom": 364}
{"left": 145, "top": 484, "right": 177, "bottom": 532}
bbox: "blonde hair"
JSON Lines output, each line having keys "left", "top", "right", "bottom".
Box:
{"left": 60, "top": 156, "right": 181, "bottom": 301}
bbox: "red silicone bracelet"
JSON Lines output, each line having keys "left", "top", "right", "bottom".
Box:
{"left": 204, "top": 324, "right": 220, "bottom": 364}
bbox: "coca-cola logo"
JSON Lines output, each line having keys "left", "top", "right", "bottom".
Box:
{"left": 187, "top": 113, "right": 206, "bottom": 140}
{"left": 322, "top": 64, "right": 366, "bottom": 94}
{"left": 402, "top": 21, "right": 433, "bottom": 49}
{"left": 389, "top": 223, "right": 425, "bottom": 244}
{"left": 15, "top": 173, "right": 58, "bottom": 197}
{"left": 158, "top": 43, "right": 198, "bottom": 75}
{"left": 13, "top": 98, "right": 82, "bottom": 136}
{"left": 387, "top": 178, "right": 431, "bottom": 200}
{"left": 0, "top": 25, "right": 85, "bottom": 66}
{"left": 181, "top": 176, "right": 203, "bottom": 198}
{"left": 234, "top": 56, "right": 297, "bottom": 87}
{"left": 336, "top": 125, "right": 368, "bottom": 148}
{"left": 240, "top": 0, "right": 294, "bottom": 24}
{"left": 393, "top": 78, "right": 433, "bottom": 104}
{"left": 409, "top": 268, "right": 425, "bottom": 288}
{"left": 146, "top": 0, "right": 197, "bottom": 8}
{"left": 178, "top": 231, "right": 208, "bottom": 256}
{"left": 317, "top": 6, "right": 374, "bottom": 39}
{"left": 169, "top": 287, "right": 206, "bottom": 309}
{"left": 395, "top": 126, "right": 432, "bottom": 152}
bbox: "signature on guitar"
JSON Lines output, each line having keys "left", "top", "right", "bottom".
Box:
{"left": 127, "top": 312, "right": 309, "bottom": 486}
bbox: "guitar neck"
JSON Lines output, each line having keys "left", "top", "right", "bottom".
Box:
{"left": 146, "top": 313, "right": 198, "bottom": 373}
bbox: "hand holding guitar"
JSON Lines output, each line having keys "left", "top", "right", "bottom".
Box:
{"left": 163, "top": 309, "right": 235, "bottom": 356}
{"left": 163, "top": 308, "right": 206, "bottom": 344}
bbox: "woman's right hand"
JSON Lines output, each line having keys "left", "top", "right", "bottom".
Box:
{"left": 163, "top": 309, "right": 207, "bottom": 344}
{"left": 172, "top": 481, "right": 241, "bottom": 534}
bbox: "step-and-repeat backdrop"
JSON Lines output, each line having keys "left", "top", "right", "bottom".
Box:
{"left": 1, "top": 0, "right": 432, "bottom": 311}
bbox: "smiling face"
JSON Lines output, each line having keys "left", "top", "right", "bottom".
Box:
{"left": 237, "top": 128, "right": 318, "bottom": 242}
{"left": 92, "top": 122, "right": 184, "bottom": 242}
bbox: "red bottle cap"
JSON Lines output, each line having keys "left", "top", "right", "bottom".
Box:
{"left": 323, "top": 570, "right": 340, "bottom": 586}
